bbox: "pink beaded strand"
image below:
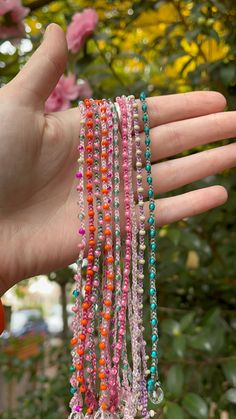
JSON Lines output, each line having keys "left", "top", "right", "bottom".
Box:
{"left": 97, "top": 99, "right": 114, "bottom": 413}
{"left": 113, "top": 97, "right": 132, "bottom": 388}
{"left": 129, "top": 95, "right": 149, "bottom": 418}
{"left": 69, "top": 102, "right": 87, "bottom": 414}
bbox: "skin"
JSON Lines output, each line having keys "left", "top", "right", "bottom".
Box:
{"left": 0, "top": 23, "right": 235, "bottom": 296}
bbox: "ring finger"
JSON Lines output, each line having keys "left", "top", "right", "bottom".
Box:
{"left": 142, "top": 143, "right": 236, "bottom": 195}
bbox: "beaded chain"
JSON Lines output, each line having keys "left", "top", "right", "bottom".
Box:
{"left": 140, "top": 92, "right": 164, "bottom": 407}
{"left": 69, "top": 94, "right": 163, "bottom": 419}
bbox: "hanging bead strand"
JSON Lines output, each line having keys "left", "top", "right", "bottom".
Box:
{"left": 140, "top": 92, "right": 164, "bottom": 408}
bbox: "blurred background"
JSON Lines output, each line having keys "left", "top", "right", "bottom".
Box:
{"left": 0, "top": 1, "right": 236, "bottom": 418}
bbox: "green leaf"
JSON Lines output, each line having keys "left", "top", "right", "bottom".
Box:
{"left": 172, "top": 335, "right": 187, "bottom": 358}
{"left": 167, "top": 365, "right": 184, "bottom": 397}
{"left": 224, "top": 389, "right": 236, "bottom": 404}
{"left": 180, "top": 312, "right": 195, "bottom": 331}
{"left": 182, "top": 393, "right": 208, "bottom": 418}
{"left": 164, "top": 402, "right": 185, "bottom": 419}
{"left": 162, "top": 319, "right": 181, "bottom": 336}
{"left": 222, "top": 360, "right": 236, "bottom": 386}
{"left": 189, "top": 326, "right": 225, "bottom": 354}
{"left": 220, "top": 65, "right": 236, "bottom": 85}
{"left": 168, "top": 228, "right": 181, "bottom": 245}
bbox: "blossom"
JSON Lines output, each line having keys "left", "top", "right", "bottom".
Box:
{"left": 77, "top": 79, "right": 93, "bottom": 99}
{"left": 0, "top": 0, "right": 29, "bottom": 39}
{"left": 45, "top": 74, "right": 92, "bottom": 113}
{"left": 66, "top": 8, "right": 98, "bottom": 54}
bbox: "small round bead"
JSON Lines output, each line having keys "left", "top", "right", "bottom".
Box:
{"left": 149, "top": 288, "right": 155, "bottom": 295}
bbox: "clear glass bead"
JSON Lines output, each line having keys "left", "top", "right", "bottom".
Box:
{"left": 94, "top": 409, "right": 120, "bottom": 419}
{"left": 68, "top": 413, "right": 84, "bottom": 419}
{"left": 148, "top": 386, "right": 164, "bottom": 405}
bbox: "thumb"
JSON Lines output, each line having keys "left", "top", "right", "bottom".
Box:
{"left": 8, "top": 23, "right": 68, "bottom": 107}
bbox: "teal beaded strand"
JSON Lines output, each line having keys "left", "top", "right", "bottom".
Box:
{"left": 140, "top": 91, "right": 164, "bottom": 406}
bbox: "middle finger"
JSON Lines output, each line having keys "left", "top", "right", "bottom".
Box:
{"left": 141, "top": 111, "right": 236, "bottom": 163}
{"left": 146, "top": 143, "right": 236, "bottom": 195}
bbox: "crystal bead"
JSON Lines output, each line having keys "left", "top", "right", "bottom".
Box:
{"left": 94, "top": 409, "right": 120, "bottom": 418}
{"left": 68, "top": 414, "right": 84, "bottom": 419}
{"left": 149, "top": 385, "right": 164, "bottom": 405}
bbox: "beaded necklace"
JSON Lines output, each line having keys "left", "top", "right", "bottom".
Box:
{"left": 140, "top": 92, "right": 164, "bottom": 407}
{"left": 69, "top": 94, "right": 163, "bottom": 419}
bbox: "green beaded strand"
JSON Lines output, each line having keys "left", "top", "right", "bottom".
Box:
{"left": 140, "top": 91, "right": 164, "bottom": 405}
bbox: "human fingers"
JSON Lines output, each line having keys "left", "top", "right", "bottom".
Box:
{"left": 138, "top": 91, "right": 226, "bottom": 130}
{"left": 145, "top": 143, "right": 236, "bottom": 194}
{"left": 147, "top": 185, "right": 228, "bottom": 226}
{"left": 141, "top": 111, "right": 236, "bottom": 163}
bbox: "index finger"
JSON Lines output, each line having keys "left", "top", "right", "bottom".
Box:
{"left": 139, "top": 91, "right": 226, "bottom": 129}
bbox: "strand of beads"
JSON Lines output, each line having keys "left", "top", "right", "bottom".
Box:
{"left": 109, "top": 100, "right": 122, "bottom": 389}
{"left": 114, "top": 97, "right": 132, "bottom": 367}
{"left": 128, "top": 95, "right": 149, "bottom": 419}
{"left": 97, "top": 99, "right": 114, "bottom": 414}
{"left": 140, "top": 92, "right": 164, "bottom": 407}
{"left": 69, "top": 102, "right": 87, "bottom": 417}
{"left": 78, "top": 98, "right": 97, "bottom": 407}
{"left": 84, "top": 99, "right": 102, "bottom": 416}
{"left": 125, "top": 95, "right": 141, "bottom": 416}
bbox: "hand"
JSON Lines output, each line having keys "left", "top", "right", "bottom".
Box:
{"left": 0, "top": 24, "right": 235, "bottom": 295}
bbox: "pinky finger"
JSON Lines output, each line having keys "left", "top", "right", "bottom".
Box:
{"left": 146, "top": 185, "right": 228, "bottom": 226}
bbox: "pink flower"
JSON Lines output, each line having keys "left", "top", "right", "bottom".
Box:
{"left": 0, "top": 24, "right": 24, "bottom": 39}
{"left": 77, "top": 79, "right": 93, "bottom": 99}
{"left": 45, "top": 74, "right": 92, "bottom": 113}
{"left": 0, "top": 0, "right": 29, "bottom": 39}
{"left": 66, "top": 8, "right": 98, "bottom": 54}
{"left": 57, "top": 74, "right": 81, "bottom": 100}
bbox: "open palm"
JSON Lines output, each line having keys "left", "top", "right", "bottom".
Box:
{"left": 0, "top": 24, "right": 235, "bottom": 295}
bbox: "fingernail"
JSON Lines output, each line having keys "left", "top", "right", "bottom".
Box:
{"left": 43, "top": 24, "right": 53, "bottom": 40}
